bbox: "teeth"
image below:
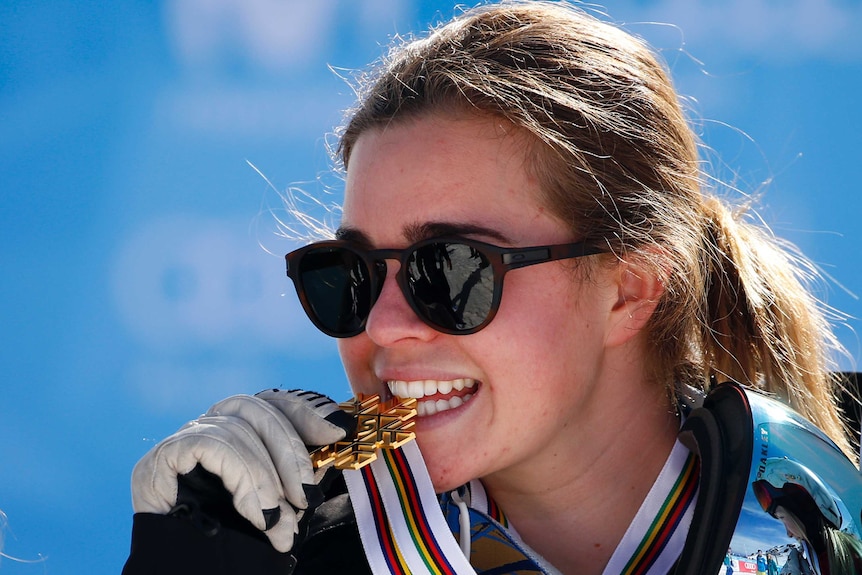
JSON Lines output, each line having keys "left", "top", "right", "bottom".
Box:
{"left": 408, "top": 381, "right": 424, "bottom": 398}
{"left": 387, "top": 378, "right": 476, "bottom": 399}
{"left": 386, "top": 379, "right": 477, "bottom": 416}
{"left": 415, "top": 393, "right": 474, "bottom": 416}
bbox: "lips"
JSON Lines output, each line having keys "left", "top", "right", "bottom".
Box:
{"left": 386, "top": 379, "right": 477, "bottom": 416}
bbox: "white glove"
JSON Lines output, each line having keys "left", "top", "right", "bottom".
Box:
{"left": 131, "top": 389, "right": 354, "bottom": 553}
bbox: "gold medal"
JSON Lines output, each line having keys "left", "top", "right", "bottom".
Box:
{"left": 310, "top": 394, "right": 417, "bottom": 470}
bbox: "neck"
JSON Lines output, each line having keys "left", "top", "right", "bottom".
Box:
{"left": 480, "top": 371, "right": 679, "bottom": 575}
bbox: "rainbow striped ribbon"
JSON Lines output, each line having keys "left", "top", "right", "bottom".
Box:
{"left": 344, "top": 440, "right": 477, "bottom": 575}
{"left": 464, "top": 479, "right": 511, "bottom": 530}
{"left": 602, "top": 439, "right": 699, "bottom": 575}
{"left": 345, "top": 438, "right": 698, "bottom": 575}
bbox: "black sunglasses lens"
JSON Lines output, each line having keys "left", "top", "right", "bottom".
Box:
{"left": 406, "top": 242, "right": 495, "bottom": 332}
{"left": 298, "top": 247, "right": 372, "bottom": 336}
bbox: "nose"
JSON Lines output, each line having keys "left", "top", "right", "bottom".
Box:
{"left": 363, "top": 259, "right": 439, "bottom": 345}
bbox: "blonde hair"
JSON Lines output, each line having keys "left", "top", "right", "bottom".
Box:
{"left": 825, "top": 528, "right": 862, "bottom": 574}
{"left": 336, "top": 1, "right": 854, "bottom": 458}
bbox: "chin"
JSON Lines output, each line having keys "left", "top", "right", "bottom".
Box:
{"left": 429, "top": 472, "right": 466, "bottom": 494}
{"left": 417, "top": 441, "right": 475, "bottom": 493}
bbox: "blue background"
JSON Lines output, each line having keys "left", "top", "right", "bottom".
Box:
{"left": 1, "top": 1, "right": 860, "bottom": 572}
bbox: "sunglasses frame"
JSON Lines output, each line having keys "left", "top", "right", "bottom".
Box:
{"left": 285, "top": 236, "right": 605, "bottom": 337}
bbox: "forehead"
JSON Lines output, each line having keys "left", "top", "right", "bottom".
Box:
{"left": 340, "top": 114, "right": 564, "bottom": 246}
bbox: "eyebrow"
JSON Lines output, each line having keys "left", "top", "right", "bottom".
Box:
{"left": 335, "top": 221, "right": 512, "bottom": 246}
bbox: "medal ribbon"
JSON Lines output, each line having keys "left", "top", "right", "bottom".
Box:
{"left": 344, "top": 441, "right": 476, "bottom": 575}
{"left": 602, "top": 440, "right": 700, "bottom": 575}
{"left": 345, "top": 434, "right": 698, "bottom": 575}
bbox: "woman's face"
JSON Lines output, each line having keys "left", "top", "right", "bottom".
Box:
{"left": 337, "top": 114, "right": 623, "bottom": 491}
{"left": 774, "top": 506, "right": 807, "bottom": 541}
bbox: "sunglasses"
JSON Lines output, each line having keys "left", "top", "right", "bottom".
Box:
{"left": 285, "top": 236, "right": 604, "bottom": 337}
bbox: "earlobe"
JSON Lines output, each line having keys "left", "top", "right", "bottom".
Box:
{"left": 606, "top": 261, "right": 664, "bottom": 347}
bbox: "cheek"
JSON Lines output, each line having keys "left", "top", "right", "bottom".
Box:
{"left": 337, "top": 338, "right": 373, "bottom": 392}
{"left": 491, "top": 273, "right": 609, "bottom": 396}
{"left": 480, "top": 286, "right": 589, "bottom": 380}
{"left": 497, "top": 270, "right": 603, "bottom": 346}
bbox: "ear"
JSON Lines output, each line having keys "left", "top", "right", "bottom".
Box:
{"left": 605, "top": 257, "right": 664, "bottom": 348}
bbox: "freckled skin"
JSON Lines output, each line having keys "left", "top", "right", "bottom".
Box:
{"left": 337, "top": 114, "right": 678, "bottom": 574}
{"left": 338, "top": 115, "right": 616, "bottom": 492}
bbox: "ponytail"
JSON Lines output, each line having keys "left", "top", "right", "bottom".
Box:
{"left": 699, "top": 196, "right": 854, "bottom": 460}
{"left": 825, "top": 527, "right": 862, "bottom": 575}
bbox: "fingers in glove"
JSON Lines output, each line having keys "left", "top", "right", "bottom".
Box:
{"left": 207, "top": 394, "right": 317, "bottom": 511}
{"left": 254, "top": 388, "right": 356, "bottom": 446}
{"left": 132, "top": 414, "right": 297, "bottom": 550}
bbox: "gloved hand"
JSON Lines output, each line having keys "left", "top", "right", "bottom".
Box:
{"left": 131, "top": 389, "right": 355, "bottom": 553}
